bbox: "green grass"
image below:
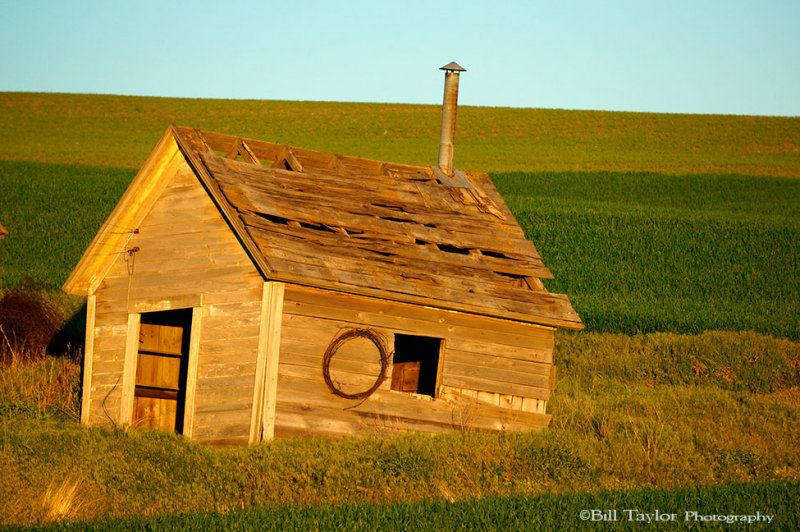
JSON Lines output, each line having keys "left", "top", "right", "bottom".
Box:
{"left": 1, "top": 94, "right": 797, "bottom": 337}
{"left": 0, "top": 161, "right": 132, "bottom": 292}
{"left": 496, "top": 172, "right": 800, "bottom": 338}
{"left": 2, "top": 331, "right": 798, "bottom": 526}
{"left": 1, "top": 92, "right": 798, "bottom": 528}
{"left": 555, "top": 330, "right": 800, "bottom": 394}
{"left": 17, "top": 480, "right": 798, "bottom": 531}
{"left": 2, "top": 161, "right": 798, "bottom": 338}
{"left": 2, "top": 92, "right": 798, "bottom": 176}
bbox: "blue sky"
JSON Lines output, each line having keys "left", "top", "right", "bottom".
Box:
{"left": 1, "top": 0, "right": 798, "bottom": 116}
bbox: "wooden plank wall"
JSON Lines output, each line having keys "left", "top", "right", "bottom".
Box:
{"left": 88, "top": 159, "right": 264, "bottom": 445}
{"left": 275, "top": 284, "right": 555, "bottom": 438}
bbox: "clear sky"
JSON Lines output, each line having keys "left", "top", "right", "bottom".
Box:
{"left": 1, "top": 0, "right": 798, "bottom": 116}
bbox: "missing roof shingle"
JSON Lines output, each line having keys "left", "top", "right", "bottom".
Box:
{"left": 256, "top": 213, "right": 291, "bottom": 225}
{"left": 299, "top": 221, "right": 337, "bottom": 233}
{"left": 482, "top": 250, "right": 517, "bottom": 261}
{"left": 494, "top": 271, "right": 526, "bottom": 280}
{"left": 254, "top": 212, "right": 338, "bottom": 234}
{"left": 365, "top": 248, "right": 398, "bottom": 258}
{"left": 436, "top": 244, "right": 471, "bottom": 255}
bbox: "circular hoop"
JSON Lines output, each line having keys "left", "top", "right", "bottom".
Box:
{"left": 322, "top": 328, "right": 390, "bottom": 400}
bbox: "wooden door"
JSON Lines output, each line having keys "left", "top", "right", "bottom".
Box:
{"left": 133, "top": 310, "right": 191, "bottom": 432}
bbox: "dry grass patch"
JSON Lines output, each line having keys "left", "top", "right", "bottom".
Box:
{"left": 0, "top": 285, "right": 65, "bottom": 365}
{"left": 0, "top": 357, "right": 80, "bottom": 421}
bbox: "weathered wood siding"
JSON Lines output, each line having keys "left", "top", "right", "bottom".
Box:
{"left": 275, "top": 284, "right": 555, "bottom": 438}
{"left": 87, "top": 158, "right": 264, "bottom": 445}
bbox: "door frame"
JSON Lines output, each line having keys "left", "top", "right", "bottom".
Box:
{"left": 119, "top": 295, "right": 203, "bottom": 436}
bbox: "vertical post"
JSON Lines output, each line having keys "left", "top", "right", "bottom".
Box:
{"left": 119, "top": 312, "right": 141, "bottom": 426}
{"left": 437, "top": 62, "right": 466, "bottom": 176}
{"left": 260, "top": 282, "right": 285, "bottom": 441}
{"left": 182, "top": 304, "right": 203, "bottom": 438}
{"left": 80, "top": 293, "right": 97, "bottom": 425}
{"left": 249, "top": 281, "right": 285, "bottom": 444}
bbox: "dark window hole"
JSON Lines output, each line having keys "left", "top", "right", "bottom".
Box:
{"left": 391, "top": 334, "right": 442, "bottom": 397}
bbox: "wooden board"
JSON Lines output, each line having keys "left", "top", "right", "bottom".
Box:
{"left": 391, "top": 361, "right": 421, "bottom": 393}
{"left": 250, "top": 281, "right": 285, "bottom": 443}
{"left": 273, "top": 374, "right": 550, "bottom": 437}
{"left": 282, "top": 285, "right": 555, "bottom": 355}
{"left": 63, "top": 132, "right": 183, "bottom": 295}
{"left": 132, "top": 395, "right": 177, "bottom": 431}
{"left": 182, "top": 306, "right": 202, "bottom": 438}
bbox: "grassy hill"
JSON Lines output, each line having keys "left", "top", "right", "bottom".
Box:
{"left": 1, "top": 93, "right": 797, "bottom": 337}
{"left": 2, "top": 92, "right": 798, "bottom": 175}
{"left": 2, "top": 330, "right": 798, "bottom": 526}
{"left": 0, "top": 92, "right": 798, "bottom": 527}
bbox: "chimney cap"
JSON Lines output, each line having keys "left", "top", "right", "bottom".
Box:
{"left": 440, "top": 61, "right": 466, "bottom": 72}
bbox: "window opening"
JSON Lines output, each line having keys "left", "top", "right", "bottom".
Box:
{"left": 133, "top": 308, "right": 192, "bottom": 433}
{"left": 391, "top": 334, "right": 443, "bottom": 397}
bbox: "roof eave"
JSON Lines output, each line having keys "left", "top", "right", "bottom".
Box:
{"left": 258, "top": 272, "right": 583, "bottom": 330}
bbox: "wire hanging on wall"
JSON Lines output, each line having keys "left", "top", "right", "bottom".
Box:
{"left": 121, "top": 229, "right": 140, "bottom": 307}
{"left": 322, "top": 328, "right": 391, "bottom": 400}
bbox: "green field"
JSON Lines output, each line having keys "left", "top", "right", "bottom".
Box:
{"left": 2, "top": 92, "right": 799, "bottom": 176}
{"left": 2, "top": 162, "right": 798, "bottom": 338}
{"left": 0, "top": 92, "right": 798, "bottom": 527}
{"left": 16, "top": 480, "right": 799, "bottom": 531}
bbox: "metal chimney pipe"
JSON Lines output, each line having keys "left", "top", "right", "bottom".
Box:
{"left": 438, "top": 62, "right": 466, "bottom": 176}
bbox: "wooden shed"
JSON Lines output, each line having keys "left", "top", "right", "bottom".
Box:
{"left": 64, "top": 68, "right": 582, "bottom": 445}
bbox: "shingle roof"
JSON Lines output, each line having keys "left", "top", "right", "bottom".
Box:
{"left": 173, "top": 126, "right": 582, "bottom": 330}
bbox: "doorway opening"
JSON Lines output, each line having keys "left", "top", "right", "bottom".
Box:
{"left": 133, "top": 308, "right": 192, "bottom": 433}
